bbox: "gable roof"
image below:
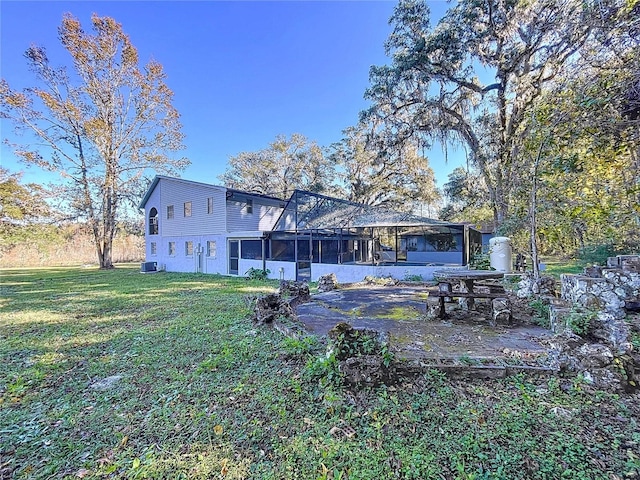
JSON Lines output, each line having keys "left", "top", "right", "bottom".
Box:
{"left": 138, "top": 175, "right": 285, "bottom": 210}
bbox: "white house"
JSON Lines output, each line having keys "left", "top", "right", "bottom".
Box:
{"left": 140, "top": 176, "right": 481, "bottom": 282}
{"left": 139, "top": 175, "right": 286, "bottom": 275}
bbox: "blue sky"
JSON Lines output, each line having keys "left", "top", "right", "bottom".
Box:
{"left": 1, "top": 1, "right": 464, "bottom": 190}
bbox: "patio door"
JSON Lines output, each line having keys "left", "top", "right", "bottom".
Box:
{"left": 229, "top": 240, "right": 239, "bottom": 275}
{"left": 296, "top": 235, "right": 311, "bottom": 282}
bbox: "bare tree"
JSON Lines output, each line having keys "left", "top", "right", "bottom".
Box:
{"left": 1, "top": 14, "right": 188, "bottom": 268}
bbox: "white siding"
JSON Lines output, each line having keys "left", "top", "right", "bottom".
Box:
{"left": 144, "top": 181, "right": 163, "bottom": 259}
{"left": 310, "top": 263, "right": 463, "bottom": 283}
{"left": 226, "top": 201, "right": 283, "bottom": 232}
{"left": 406, "top": 251, "right": 463, "bottom": 264}
{"left": 147, "top": 234, "right": 228, "bottom": 273}
{"left": 160, "top": 180, "right": 227, "bottom": 236}
{"left": 142, "top": 177, "right": 285, "bottom": 275}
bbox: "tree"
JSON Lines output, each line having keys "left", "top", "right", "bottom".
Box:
{"left": 330, "top": 123, "right": 440, "bottom": 213}
{"left": 501, "top": 1, "right": 640, "bottom": 262}
{"left": 439, "top": 167, "right": 492, "bottom": 224}
{"left": 0, "top": 167, "right": 53, "bottom": 257}
{"left": 0, "top": 168, "right": 50, "bottom": 225}
{"left": 364, "top": 0, "right": 604, "bottom": 228}
{"left": 0, "top": 14, "right": 188, "bottom": 269}
{"left": 220, "top": 133, "right": 336, "bottom": 198}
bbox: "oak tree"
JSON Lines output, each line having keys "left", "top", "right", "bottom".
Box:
{"left": 220, "top": 133, "right": 336, "bottom": 199}
{"left": 330, "top": 123, "right": 440, "bottom": 212}
{"left": 364, "top": 0, "right": 601, "bottom": 228}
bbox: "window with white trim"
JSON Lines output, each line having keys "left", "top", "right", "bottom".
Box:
{"left": 207, "top": 240, "right": 217, "bottom": 258}
{"left": 149, "top": 208, "right": 158, "bottom": 234}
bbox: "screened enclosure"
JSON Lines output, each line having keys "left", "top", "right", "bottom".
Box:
{"left": 263, "top": 190, "right": 481, "bottom": 267}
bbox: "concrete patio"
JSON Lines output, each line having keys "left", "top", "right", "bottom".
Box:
{"left": 294, "top": 285, "right": 555, "bottom": 371}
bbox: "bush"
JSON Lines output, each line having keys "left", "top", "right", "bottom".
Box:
{"left": 245, "top": 267, "right": 270, "bottom": 280}
{"left": 529, "top": 298, "right": 550, "bottom": 328}
{"left": 577, "top": 243, "right": 620, "bottom": 265}
{"left": 470, "top": 253, "right": 492, "bottom": 270}
{"left": 567, "top": 308, "right": 598, "bottom": 337}
{"left": 403, "top": 273, "right": 423, "bottom": 282}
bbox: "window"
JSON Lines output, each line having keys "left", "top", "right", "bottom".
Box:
{"left": 207, "top": 197, "right": 214, "bottom": 214}
{"left": 185, "top": 241, "right": 193, "bottom": 256}
{"left": 246, "top": 199, "right": 253, "bottom": 214}
{"left": 184, "top": 201, "right": 192, "bottom": 217}
{"left": 167, "top": 205, "right": 174, "bottom": 219}
{"left": 241, "top": 239, "right": 266, "bottom": 259}
{"left": 270, "top": 240, "right": 295, "bottom": 262}
{"left": 207, "top": 240, "right": 217, "bottom": 258}
{"left": 150, "top": 242, "right": 157, "bottom": 255}
{"left": 168, "top": 241, "right": 176, "bottom": 256}
{"left": 149, "top": 208, "right": 158, "bottom": 235}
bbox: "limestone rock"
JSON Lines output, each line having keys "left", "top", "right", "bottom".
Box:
{"left": 517, "top": 272, "right": 556, "bottom": 298}
{"left": 340, "top": 355, "right": 386, "bottom": 386}
{"left": 577, "top": 343, "right": 614, "bottom": 368}
{"left": 583, "top": 265, "right": 603, "bottom": 278}
{"left": 279, "top": 280, "right": 310, "bottom": 300}
{"left": 549, "top": 305, "right": 573, "bottom": 334}
{"left": 491, "top": 297, "right": 512, "bottom": 327}
{"left": 253, "top": 293, "right": 294, "bottom": 325}
{"left": 426, "top": 297, "right": 442, "bottom": 318}
{"left": 90, "top": 375, "right": 123, "bottom": 391}
{"left": 317, "top": 273, "right": 339, "bottom": 293}
{"left": 593, "top": 312, "right": 633, "bottom": 354}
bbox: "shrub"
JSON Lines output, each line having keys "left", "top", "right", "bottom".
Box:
{"left": 567, "top": 308, "right": 598, "bottom": 337}
{"left": 577, "top": 243, "right": 620, "bottom": 265}
{"left": 470, "top": 253, "right": 492, "bottom": 270}
{"left": 245, "top": 267, "right": 270, "bottom": 280}
{"left": 529, "top": 298, "right": 550, "bottom": 327}
{"left": 403, "top": 273, "right": 423, "bottom": 282}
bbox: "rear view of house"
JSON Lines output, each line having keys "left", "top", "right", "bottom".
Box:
{"left": 140, "top": 176, "right": 482, "bottom": 282}
{"left": 139, "top": 176, "right": 285, "bottom": 274}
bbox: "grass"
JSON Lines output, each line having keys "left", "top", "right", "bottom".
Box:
{"left": 2, "top": 265, "right": 640, "bottom": 479}
{"left": 539, "top": 257, "right": 584, "bottom": 278}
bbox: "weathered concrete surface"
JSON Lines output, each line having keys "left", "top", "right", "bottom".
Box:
{"left": 295, "top": 286, "right": 553, "bottom": 365}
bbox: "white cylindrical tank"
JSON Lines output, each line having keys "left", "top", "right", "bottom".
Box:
{"left": 489, "top": 236, "right": 513, "bottom": 272}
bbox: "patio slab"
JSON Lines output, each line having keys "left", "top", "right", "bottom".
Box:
{"left": 295, "top": 285, "right": 554, "bottom": 366}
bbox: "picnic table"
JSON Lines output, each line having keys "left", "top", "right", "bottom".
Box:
{"left": 431, "top": 269, "right": 506, "bottom": 317}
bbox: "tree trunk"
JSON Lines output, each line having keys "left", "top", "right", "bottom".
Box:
{"left": 530, "top": 136, "right": 547, "bottom": 283}
{"left": 101, "top": 237, "right": 114, "bottom": 269}
{"left": 530, "top": 174, "right": 541, "bottom": 282}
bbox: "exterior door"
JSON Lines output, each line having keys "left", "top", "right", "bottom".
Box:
{"left": 229, "top": 240, "right": 239, "bottom": 275}
{"left": 196, "top": 244, "right": 204, "bottom": 273}
{"left": 296, "top": 235, "right": 311, "bottom": 282}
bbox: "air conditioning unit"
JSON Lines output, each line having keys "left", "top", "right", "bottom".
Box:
{"left": 140, "top": 261, "right": 157, "bottom": 272}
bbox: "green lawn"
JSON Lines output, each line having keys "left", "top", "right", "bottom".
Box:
{"left": 1, "top": 266, "right": 639, "bottom": 479}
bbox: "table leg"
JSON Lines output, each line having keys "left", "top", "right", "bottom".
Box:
{"left": 459, "top": 280, "right": 474, "bottom": 310}
{"left": 438, "top": 282, "right": 452, "bottom": 319}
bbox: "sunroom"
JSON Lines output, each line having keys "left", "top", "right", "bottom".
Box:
{"left": 236, "top": 190, "right": 482, "bottom": 282}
